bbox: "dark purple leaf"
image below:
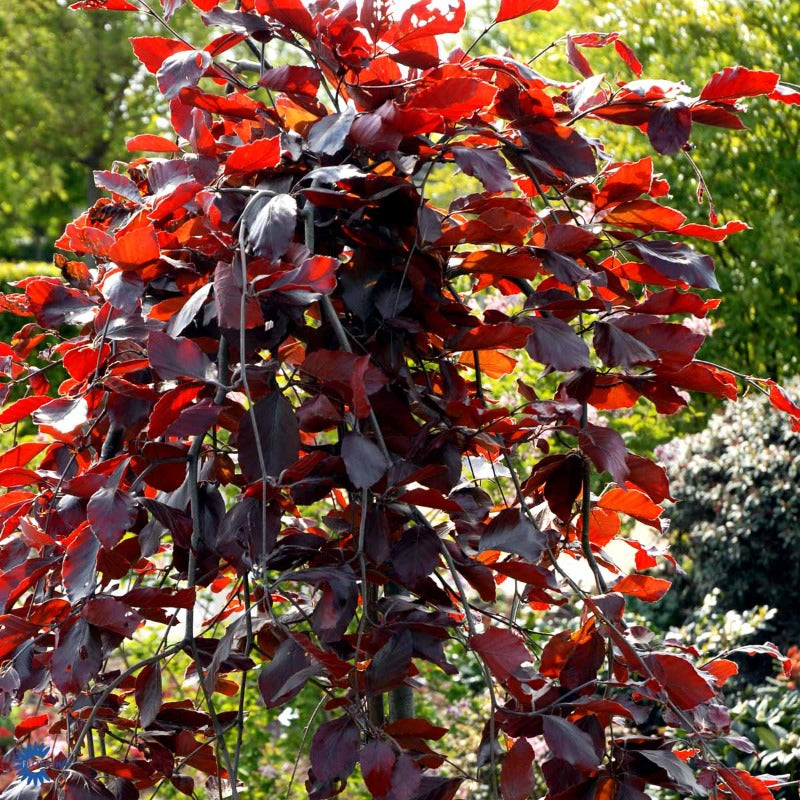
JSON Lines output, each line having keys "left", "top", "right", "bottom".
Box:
{"left": 565, "top": 34, "right": 593, "bottom": 78}
{"left": 366, "top": 630, "right": 413, "bottom": 696}
{"left": 568, "top": 74, "right": 605, "bottom": 115}
{"left": 452, "top": 147, "right": 514, "bottom": 193}
{"left": 264, "top": 254, "right": 338, "bottom": 304}
{"left": 140, "top": 499, "right": 193, "bottom": 544}
{"left": 202, "top": 617, "right": 250, "bottom": 691}
{"left": 309, "top": 717, "right": 360, "bottom": 783}
{"left": 122, "top": 585, "right": 196, "bottom": 609}
{"left": 28, "top": 282, "right": 96, "bottom": 328}
{"left": 526, "top": 316, "right": 590, "bottom": 371}
{"left": 148, "top": 330, "right": 216, "bottom": 382}
{"left": 364, "top": 506, "right": 391, "bottom": 565}
{"left": 135, "top": 663, "right": 162, "bottom": 728}
{"left": 213, "top": 261, "right": 263, "bottom": 329}
{"left": 258, "top": 638, "right": 320, "bottom": 708}
{"left": 100, "top": 270, "right": 144, "bottom": 312}
{"left": 361, "top": 741, "right": 396, "bottom": 799}
{"left": 157, "top": 50, "right": 212, "bottom": 99}
{"left": 725, "top": 734, "right": 756, "bottom": 754}
{"left": 341, "top": 432, "right": 387, "bottom": 489}
{"left": 391, "top": 526, "right": 441, "bottom": 586}
{"left": 110, "top": 777, "right": 141, "bottom": 800}
{"left": 539, "top": 250, "right": 592, "bottom": 283}
{"left": 259, "top": 65, "right": 321, "bottom": 97}
{"left": 61, "top": 772, "right": 117, "bottom": 800}
{"left": 520, "top": 122, "right": 596, "bottom": 178}
{"left": 63, "top": 524, "right": 100, "bottom": 603}
{"left": 479, "top": 508, "right": 547, "bottom": 563}
{"left": 87, "top": 487, "right": 137, "bottom": 550}
{"left": 648, "top": 102, "right": 692, "bottom": 155}
{"left": 407, "top": 777, "right": 462, "bottom": 800}
{"left": 418, "top": 204, "right": 444, "bottom": 244}
{"left": 627, "top": 240, "right": 718, "bottom": 290}
{"left": 165, "top": 399, "right": 223, "bottom": 437}
{"left": 93, "top": 170, "right": 142, "bottom": 204}
{"left": 611, "top": 315, "right": 704, "bottom": 370}
{"left": 638, "top": 750, "right": 704, "bottom": 795}
{"left": 349, "top": 113, "right": 403, "bottom": 152}
{"left": 578, "top": 424, "right": 630, "bottom": 485}
{"left": 160, "top": 0, "right": 186, "bottom": 20}
{"left": 542, "top": 716, "right": 601, "bottom": 770}
{"left": 201, "top": 7, "right": 272, "bottom": 37}
{"left": 501, "top": 738, "right": 535, "bottom": 800}
{"left": 308, "top": 107, "right": 356, "bottom": 155}
{"left": 51, "top": 617, "right": 102, "bottom": 695}
{"left": 218, "top": 495, "right": 279, "bottom": 572}
{"left": 238, "top": 392, "right": 300, "bottom": 481}
{"left": 167, "top": 282, "right": 213, "bottom": 337}
{"left": 82, "top": 597, "right": 143, "bottom": 638}
{"left": 470, "top": 627, "right": 531, "bottom": 683}
{"left": 388, "top": 755, "right": 423, "bottom": 800}
{"left": 539, "top": 452, "right": 584, "bottom": 521}
{"left": 32, "top": 397, "right": 89, "bottom": 433}
{"left": 292, "top": 566, "right": 359, "bottom": 643}
{"left": 1, "top": 779, "right": 46, "bottom": 800}
{"left": 245, "top": 193, "right": 297, "bottom": 261}
{"left": 593, "top": 321, "right": 658, "bottom": 367}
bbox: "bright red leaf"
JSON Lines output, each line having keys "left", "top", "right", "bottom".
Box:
{"left": 699, "top": 66, "right": 779, "bottom": 101}
{"left": 495, "top": 0, "right": 559, "bottom": 23}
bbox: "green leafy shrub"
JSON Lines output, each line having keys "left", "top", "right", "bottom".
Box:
{"left": 658, "top": 381, "right": 800, "bottom": 645}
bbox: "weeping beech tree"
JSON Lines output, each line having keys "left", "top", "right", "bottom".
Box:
{"left": 1, "top": 0, "right": 800, "bottom": 797}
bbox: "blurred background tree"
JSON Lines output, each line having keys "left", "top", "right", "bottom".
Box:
{"left": 0, "top": 0, "right": 172, "bottom": 260}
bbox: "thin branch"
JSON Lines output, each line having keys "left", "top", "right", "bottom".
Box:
{"left": 62, "top": 642, "right": 184, "bottom": 773}
{"left": 302, "top": 201, "right": 393, "bottom": 467}
{"left": 461, "top": 22, "right": 497, "bottom": 61}
{"left": 440, "top": 543, "right": 500, "bottom": 800}
{"left": 579, "top": 401, "right": 608, "bottom": 593}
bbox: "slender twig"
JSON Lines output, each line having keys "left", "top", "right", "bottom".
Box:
{"left": 186, "top": 446, "right": 240, "bottom": 797}
{"left": 233, "top": 573, "right": 255, "bottom": 777}
{"left": 62, "top": 642, "right": 184, "bottom": 774}
{"left": 301, "top": 201, "right": 393, "bottom": 467}
{"left": 284, "top": 696, "right": 327, "bottom": 800}
{"left": 179, "top": 332, "right": 241, "bottom": 796}
{"left": 579, "top": 401, "right": 607, "bottom": 593}
{"left": 237, "top": 195, "right": 276, "bottom": 571}
{"left": 461, "top": 22, "right": 497, "bottom": 61}
{"left": 440, "top": 543, "right": 500, "bottom": 800}
{"left": 527, "top": 40, "right": 562, "bottom": 65}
